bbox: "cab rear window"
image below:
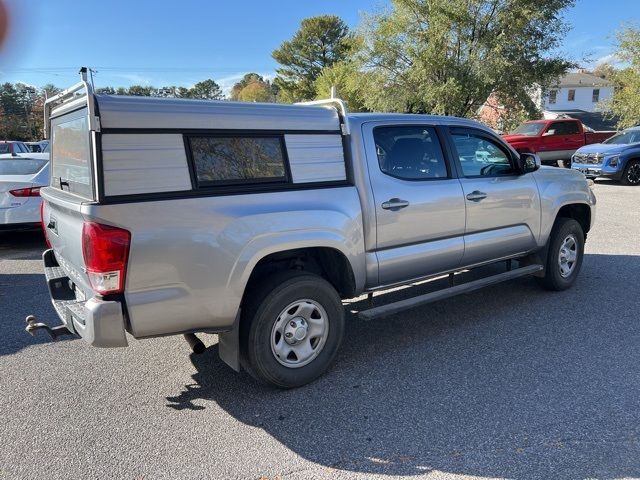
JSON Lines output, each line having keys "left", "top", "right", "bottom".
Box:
{"left": 50, "top": 108, "right": 93, "bottom": 198}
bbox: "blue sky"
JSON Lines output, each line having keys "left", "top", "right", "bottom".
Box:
{"left": 0, "top": 0, "right": 637, "bottom": 93}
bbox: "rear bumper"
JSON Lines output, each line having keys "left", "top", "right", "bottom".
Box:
{"left": 43, "top": 249, "right": 128, "bottom": 347}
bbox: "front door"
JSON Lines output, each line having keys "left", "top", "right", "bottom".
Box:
{"left": 447, "top": 127, "right": 541, "bottom": 266}
{"left": 363, "top": 123, "right": 466, "bottom": 287}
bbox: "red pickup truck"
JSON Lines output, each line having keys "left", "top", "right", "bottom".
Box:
{"left": 502, "top": 118, "right": 615, "bottom": 166}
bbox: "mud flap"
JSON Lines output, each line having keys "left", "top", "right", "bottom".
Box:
{"left": 218, "top": 310, "right": 241, "bottom": 372}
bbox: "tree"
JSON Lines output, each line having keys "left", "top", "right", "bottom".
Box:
{"left": 358, "top": 0, "right": 575, "bottom": 120}
{"left": 313, "top": 61, "right": 368, "bottom": 111}
{"left": 186, "top": 79, "right": 223, "bottom": 100}
{"left": 126, "top": 85, "right": 154, "bottom": 96}
{"left": 602, "top": 26, "right": 640, "bottom": 128}
{"left": 230, "top": 73, "right": 265, "bottom": 100}
{"left": 230, "top": 73, "right": 277, "bottom": 102}
{"left": 272, "top": 15, "right": 354, "bottom": 101}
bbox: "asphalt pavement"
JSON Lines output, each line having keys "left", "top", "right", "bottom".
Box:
{"left": 1, "top": 179, "right": 639, "bottom": 480}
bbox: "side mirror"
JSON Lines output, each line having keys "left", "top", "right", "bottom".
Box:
{"left": 516, "top": 152, "right": 541, "bottom": 174}
{"left": 542, "top": 130, "right": 555, "bottom": 137}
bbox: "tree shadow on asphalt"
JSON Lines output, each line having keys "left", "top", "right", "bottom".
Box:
{"left": 166, "top": 253, "right": 640, "bottom": 479}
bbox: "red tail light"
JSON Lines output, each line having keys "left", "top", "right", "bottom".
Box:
{"left": 10, "top": 186, "right": 41, "bottom": 197}
{"left": 82, "top": 222, "right": 131, "bottom": 295}
{"left": 40, "top": 201, "right": 51, "bottom": 248}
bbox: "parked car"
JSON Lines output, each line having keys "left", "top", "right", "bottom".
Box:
{"left": 503, "top": 118, "right": 615, "bottom": 167}
{"left": 0, "top": 140, "right": 32, "bottom": 157}
{"left": 571, "top": 126, "right": 640, "bottom": 185}
{"left": 26, "top": 140, "right": 49, "bottom": 153}
{"left": 27, "top": 72, "right": 596, "bottom": 388}
{"left": 0, "top": 158, "right": 49, "bottom": 229}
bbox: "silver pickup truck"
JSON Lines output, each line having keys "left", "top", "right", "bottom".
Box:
{"left": 27, "top": 70, "right": 596, "bottom": 388}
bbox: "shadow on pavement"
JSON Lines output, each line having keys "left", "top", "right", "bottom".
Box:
{"left": 0, "top": 230, "right": 47, "bottom": 261}
{"left": 166, "top": 253, "right": 640, "bottom": 479}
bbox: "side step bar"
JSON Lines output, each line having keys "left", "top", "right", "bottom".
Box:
{"left": 358, "top": 264, "right": 543, "bottom": 321}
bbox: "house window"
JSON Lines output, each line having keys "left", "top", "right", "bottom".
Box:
{"left": 592, "top": 88, "right": 600, "bottom": 102}
{"left": 568, "top": 89, "right": 576, "bottom": 102}
{"left": 548, "top": 90, "right": 557, "bottom": 104}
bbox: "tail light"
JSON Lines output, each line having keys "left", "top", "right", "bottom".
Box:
{"left": 10, "top": 186, "right": 41, "bottom": 197}
{"left": 40, "top": 201, "right": 51, "bottom": 248}
{"left": 82, "top": 222, "right": 131, "bottom": 295}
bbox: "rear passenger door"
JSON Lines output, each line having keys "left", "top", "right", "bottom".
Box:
{"left": 362, "top": 123, "right": 466, "bottom": 287}
{"left": 447, "top": 127, "right": 540, "bottom": 266}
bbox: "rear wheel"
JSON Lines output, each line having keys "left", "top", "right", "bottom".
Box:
{"left": 240, "top": 271, "right": 344, "bottom": 388}
{"left": 536, "top": 218, "right": 585, "bottom": 291}
{"left": 621, "top": 160, "right": 640, "bottom": 186}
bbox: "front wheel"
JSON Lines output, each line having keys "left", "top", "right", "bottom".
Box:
{"left": 536, "top": 218, "right": 585, "bottom": 291}
{"left": 621, "top": 160, "right": 640, "bottom": 186}
{"left": 240, "top": 271, "right": 344, "bottom": 388}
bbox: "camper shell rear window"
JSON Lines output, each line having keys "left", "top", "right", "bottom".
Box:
{"left": 50, "top": 107, "right": 94, "bottom": 199}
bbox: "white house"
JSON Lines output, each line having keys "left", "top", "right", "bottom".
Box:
{"left": 537, "top": 71, "right": 612, "bottom": 113}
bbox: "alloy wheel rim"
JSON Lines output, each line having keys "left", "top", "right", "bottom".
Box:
{"left": 558, "top": 234, "right": 578, "bottom": 278}
{"left": 627, "top": 164, "right": 640, "bottom": 184}
{"left": 270, "top": 299, "right": 329, "bottom": 368}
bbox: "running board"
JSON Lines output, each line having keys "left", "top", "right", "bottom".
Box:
{"left": 358, "top": 264, "right": 543, "bottom": 321}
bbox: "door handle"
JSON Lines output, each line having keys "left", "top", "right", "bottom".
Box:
{"left": 381, "top": 198, "right": 410, "bottom": 210}
{"left": 466, "top": 191, "right": 487, "bottom": 202}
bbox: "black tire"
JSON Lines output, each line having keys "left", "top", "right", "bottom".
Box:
{"left": 240, "top": 271, "right": 344, "bottom": 388}
{"left": 536, "top": 217, "right": 585, "bottom": 291}
{"left": 621, "top": 159, "right": 640, "bottom": 186}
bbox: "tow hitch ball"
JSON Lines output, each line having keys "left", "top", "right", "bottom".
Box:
{"left": 25, "top": 315, "right": 72, "bottom": 340}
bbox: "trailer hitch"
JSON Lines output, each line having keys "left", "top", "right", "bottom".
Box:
{"left": 25, "top": 315, "right": 73, "bottom": 340}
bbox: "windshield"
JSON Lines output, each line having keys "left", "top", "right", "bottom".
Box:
{"left": 0, "top": 144, "right": 10, "bottom": 154}
{"left": 42, "top": 143, "right": 50, "bottom": 153}
{"left": 0, "top": 159, "right": 47, "bottom": 175}
{"left": 511, "top": 122, "right": 545, "bottom": 136}
{"left": 603, "top": 130, "right": 640, "bottom": 145}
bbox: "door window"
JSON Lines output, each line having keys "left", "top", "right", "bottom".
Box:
{"left": 373, "top": 126, "right": 447, "bottom": 180}
{"left": 451, "top": 132, "right": 514, "bottom": 177}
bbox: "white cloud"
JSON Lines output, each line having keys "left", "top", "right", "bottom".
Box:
{"left": 109, "top": 73, "right": 153, "bottom": 85}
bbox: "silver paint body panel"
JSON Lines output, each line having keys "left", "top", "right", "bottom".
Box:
{"left": 284, "top": 134, "right": 346, "bottom": 183}
{"left": 101, "top": 134, "right": 192, "bottom": 196}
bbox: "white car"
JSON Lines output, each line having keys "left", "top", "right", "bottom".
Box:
{"left": 0, "top": 157, "right": 49, "bottom": 229}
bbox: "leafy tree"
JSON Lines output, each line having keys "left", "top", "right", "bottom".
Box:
{"left": 313, "top": 61, "right": 368, "bottom": 111}
{"left": 186, "top": 79, "right": 223, "bottom": 100}
{"left": 272, "top": 15, "right": 354, "bottom": 101}
{"left": 230, "top": 73, "right": 266, "bottom": 100}
{"left": 96, "top": 86, "right": 116, "bottom": 95}
{"left": 358, "top": 0, "right": 575, "bottom": 119}
{"left": 230, "top": 73, "right": 277, "bottom": 102}
{"left": 126, "top": 85, "right": 154, "bottom": 96}
{"left": 601, "top": 26, "right": 640, "bottom": 128}
{"left": 237, "top": 81, "right": 273, "bottom": 102}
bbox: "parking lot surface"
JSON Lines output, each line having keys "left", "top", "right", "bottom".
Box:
{"left": 1, "top": 180, "right": 639, "bottom": 480}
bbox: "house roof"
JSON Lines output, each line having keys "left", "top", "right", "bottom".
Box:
{"left": 556, "top": 72, "right": 611, "bottom": 88}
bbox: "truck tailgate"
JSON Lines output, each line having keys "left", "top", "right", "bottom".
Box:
{"left": 41, "top": 189, "right": 92, "bottom": 295}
